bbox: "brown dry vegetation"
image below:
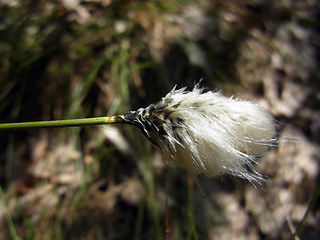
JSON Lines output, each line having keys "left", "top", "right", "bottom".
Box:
{"left": 0, "top": 0, "right": 319, "bottom": 239}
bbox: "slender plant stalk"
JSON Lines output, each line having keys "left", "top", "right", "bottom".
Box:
{"left": 291, "top": 184, "right": 320, "bottom": 239}
{"left": 0, "top": 116, "right": 124, "bottom": 131}
{"left": 187, "top": 176, "right": 198, "bottom": 240}
{"left": 0, "top": 186, "right": 19, "bottom": 240}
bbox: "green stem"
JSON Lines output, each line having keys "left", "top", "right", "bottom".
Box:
{"left": 291, "top": 184, "right": 320, "bottom": 239}
{"left": 187, "top": 177, "right": 198, "bottom": 240}
{"left": 0, "top": 186, "right": 19, "bottom": 240}
{"left": 0, "top": 116, "right": 124, "bottom": 131}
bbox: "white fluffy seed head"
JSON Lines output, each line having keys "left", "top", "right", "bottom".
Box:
{"left": 123, "top": 85, "right": 276, "bottom": 184}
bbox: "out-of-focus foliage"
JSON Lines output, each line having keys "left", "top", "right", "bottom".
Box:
{"left": 0, "top": 0, "right": 319, "bottom": 239}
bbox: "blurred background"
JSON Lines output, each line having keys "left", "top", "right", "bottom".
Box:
{"left": 0, "top": 0, "right": 319, "bottom": 239}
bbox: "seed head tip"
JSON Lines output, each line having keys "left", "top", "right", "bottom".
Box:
{"left": 124, "top": 85, "right": 276, "bottom": 184}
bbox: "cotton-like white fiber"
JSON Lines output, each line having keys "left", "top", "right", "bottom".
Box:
{"left": 123, "top": 85, "right": 276, "bottom": 183}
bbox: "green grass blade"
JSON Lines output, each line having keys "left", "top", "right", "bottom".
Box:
{"left": 0, "top": 186, "right": 20, "bottom": 240}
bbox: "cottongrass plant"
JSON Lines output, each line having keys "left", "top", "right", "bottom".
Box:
{"left": 0, "top": 85, "right": 276, "bottom": 184}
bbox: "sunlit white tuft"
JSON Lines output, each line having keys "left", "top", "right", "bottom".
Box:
{"left": 122, "top": 85, "right": 276, "bottom": 184}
